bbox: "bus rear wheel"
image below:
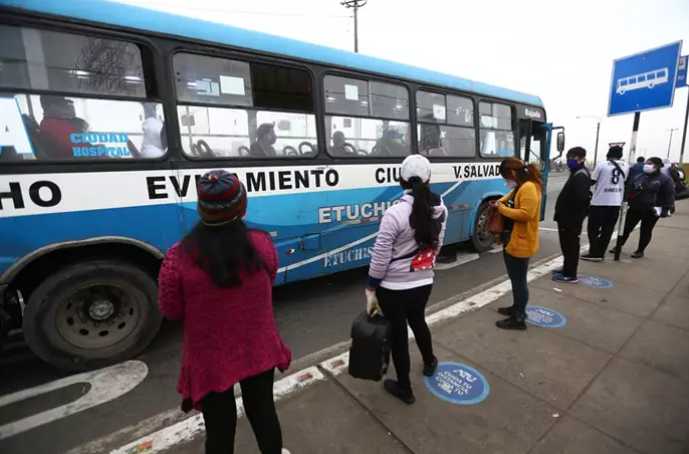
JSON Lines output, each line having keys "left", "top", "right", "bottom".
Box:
{"left": 472, "top": 201, "right": 496, "bottom": 253}
{"left": 23, "top": 260, "right": 161, "bottom": 371}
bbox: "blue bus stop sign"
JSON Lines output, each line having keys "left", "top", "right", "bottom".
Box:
{"left": 608, "top": 41, "right": 683, "bottom": 116}
{"left": 424, "top": 362, "right": 490, "bottom": 405}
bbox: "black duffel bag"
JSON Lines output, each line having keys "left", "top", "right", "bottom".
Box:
{"left": 348, "top": 311, "right": 392, "bottom": 381}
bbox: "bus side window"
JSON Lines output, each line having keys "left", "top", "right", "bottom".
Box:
{"left": 479, "top": 101, "right": 514, "bottom": 158}
{"left": 323, "top": 75, "right": 411, "bottom": 158}
{"left": 0, "top": 25, "right": 165, "bottom": 162}
{"left": 173, "top": 53, "right": 318, "bottom": 159}
{"left": 416, "top": 91, "right": 475, "bottom": 158}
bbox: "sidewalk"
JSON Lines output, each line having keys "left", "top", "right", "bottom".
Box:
{"left": 171, "top": 201, "right": 689, "bottom": 454}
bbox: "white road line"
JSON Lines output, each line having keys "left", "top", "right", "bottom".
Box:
{"left": 108, "top": 367, "right": 324, "bottom": 454}
{"left": 0, "top": 361, "right": 148, "bottom": 441}
{"left": 64, "top": 408, "right": 186, "bottom": 454}
{"left": 539, "top": 227, "right": 559, "bottom": 232}
{"left": 434, "top": 252, "right": 480, "bottom": 270}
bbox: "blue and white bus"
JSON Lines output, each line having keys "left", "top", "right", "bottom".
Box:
{"left": 0, "top": 0, "right": 563, "bottom": 369}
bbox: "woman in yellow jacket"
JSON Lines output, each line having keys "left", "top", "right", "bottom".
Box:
{"left": 494, "top": 157, "right": 543, "bottom": 330}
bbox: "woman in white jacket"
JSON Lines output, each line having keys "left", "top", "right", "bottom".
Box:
{"left": 365, "top": 155, "right": 447, "bottom": 404}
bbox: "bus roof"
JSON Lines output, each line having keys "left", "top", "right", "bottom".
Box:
{"left": 1, "top": 0, "right": 544, "bottom": 108}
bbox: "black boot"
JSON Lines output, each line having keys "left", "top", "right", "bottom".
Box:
{"left": 495, "top": 316, "right": 527, "bottom": 330}
{"left": 383, "top": 379, "right": 415, "bottom": 404}
{"left": 497, "top": 306, "right": 515, "bottom": 316}
{"left": 423, "top": 357, "right": 438, "bottom": 377}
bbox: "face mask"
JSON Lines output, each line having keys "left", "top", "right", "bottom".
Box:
{"left": 506, "top": 180, "right": 517, "bottom": 189}
{"left": 567, "top": 159, "right": 581, "bottom": 171}
{"left": 643, "top": 164, "right": 656, "bottom": 174}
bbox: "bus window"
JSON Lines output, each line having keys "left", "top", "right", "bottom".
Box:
{"left": 447, "top": 95, "right": 474, "bottom": 127}
{"left": 0, "top": 25, "right": 145, "bottom": 97}
{"left": 417, "top": 91, "right": 475, "bottom": 157}
{"left": 174, "top": 53, "right": 252, "bottom": 107}
{"left": 324, "top": 76, "right": 410, "bottom": 158}
{"left": 479, "top": 101, "right": 514, "bottom": 158}
{"left": 174, "top": 53, "right": 318, "bottom": 159}
{"left": 370, "top": 81, "right": 409, "bottom": 121}
{"left": 0, "top": 25, "right": 164, "bottom": 161}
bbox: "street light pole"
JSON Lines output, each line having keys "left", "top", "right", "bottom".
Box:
{"left": 593, "top": 121, "right": 601, "bottom": 167}
{"left": 667, "top": 127, "right": 679, "bottom": 160}
{"left": 340, "top": 0, "right": 367, "bottom": 53}
{"left": 576, "top": 115, "right": 602, "bottom": 166}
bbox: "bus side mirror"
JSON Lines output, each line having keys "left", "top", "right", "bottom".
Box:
{"left": 557, "top": 131, "right": 565, "bottom": 152}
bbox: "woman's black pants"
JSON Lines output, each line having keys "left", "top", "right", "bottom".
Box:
{"left": 377, "top": 285, "right": 434, "bottom": 392}
{"left": 201, "top": 368, "right": 282, "bottom": 454}
{"left": 503, "top": 251, "right": 530, "bottom": 320}
{"left": 618, "top": 208, "right": 660, "bottom": 253}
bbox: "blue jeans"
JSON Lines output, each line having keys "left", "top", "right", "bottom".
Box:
{"left": 503, "top": 252, "right": 530, "bottom": 320}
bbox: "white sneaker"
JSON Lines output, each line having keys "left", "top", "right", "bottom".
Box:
{"left": 282, "top": 449, "right": 291, "bottom": 454}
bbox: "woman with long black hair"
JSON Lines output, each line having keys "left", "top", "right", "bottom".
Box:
{"left": 366, "top": 154, "right": 448, "bottom": 404}
{"left": 158, "top": 170, "right": 291, "bottom": 454}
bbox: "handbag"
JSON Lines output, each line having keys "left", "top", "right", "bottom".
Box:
{"left": 348, "top": 311, "right": 392, "bottom": 381}
{"left": 487, "top": 204, "right": 505, "bottom": 234}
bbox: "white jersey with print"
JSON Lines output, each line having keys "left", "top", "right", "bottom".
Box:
{"left": 591, "top": 160, "right": 629, "bottom": 206}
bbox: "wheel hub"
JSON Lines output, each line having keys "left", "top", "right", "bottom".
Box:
{"left": 56, "top": 283, "right": 140, "bottom": 350}
{"left": 88, "top": 299, "right": 115, "bottom": 321}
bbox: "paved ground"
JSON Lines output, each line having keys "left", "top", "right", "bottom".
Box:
{"left": 0, "top": 174, "right": 586, "bottom": 454}
{"left": 163, "top": 199, "right": 688, "bottom": 454}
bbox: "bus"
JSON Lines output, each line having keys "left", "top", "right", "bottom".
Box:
{"left": 0, "top": 0, "right": 563, "bottom": 370}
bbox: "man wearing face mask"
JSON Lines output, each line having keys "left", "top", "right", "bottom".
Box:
{"left": 613, "top": 157, "right": 675, "bottom": 258}
{"left": 553, "top": 147, "right": 592, "bottom": 283}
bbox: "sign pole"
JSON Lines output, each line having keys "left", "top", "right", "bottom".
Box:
{"left": 680, "top": 91, "right": 689, "bottom": 164}
{"left": 614, "top": 111, "right": 640, "bottom": 261}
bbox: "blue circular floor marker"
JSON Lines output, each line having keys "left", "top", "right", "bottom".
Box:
{"left": 579, "top": 275, "right": 614, "bottom": 289}
{"left": 526, "top": 305, "right": 567, "bottom": 328}
{"left": 424, "top": 362, "right": 490, "bottom": 405}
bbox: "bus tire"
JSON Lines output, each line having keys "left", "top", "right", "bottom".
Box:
{"left": 22, "top": 260, "right": 161, "bottom": 371}
{"left": 471, "top": 201, "right": 496, "bottom": 253}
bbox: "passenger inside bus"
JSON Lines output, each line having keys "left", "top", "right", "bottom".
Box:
{"left": 372, "top": 128, "right": 407, "bottom": 157}
{"left": 418, "top": 123, "right": 445, "bottom": 157}
{"left": 330, "top": 131, "right": 356, "bottom": 157}
{"left": 38, "top": 95, "right": 89, "bottom": 160}
{"left": 249, "top": 123, "right": 278, "bottom": 157}
{"left": 140, "top": 102, "right": 166, "bottom": 158}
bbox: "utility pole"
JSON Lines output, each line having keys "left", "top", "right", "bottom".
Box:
{"left": 340, "top": 0, "right": 367, "bottom": 53}
{"left": 666, "top": 127, "right": 679, "bottom": 159}
{"left": 680, "top": 91, "right": 689, "bottom": 163}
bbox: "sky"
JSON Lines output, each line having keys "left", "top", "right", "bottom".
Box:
{"left": 115, "top": 0, "right": 689, "bottom": 163}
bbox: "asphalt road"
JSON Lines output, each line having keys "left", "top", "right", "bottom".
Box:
{"left": 0, "top": 173, "right": 568, "bottom": 454}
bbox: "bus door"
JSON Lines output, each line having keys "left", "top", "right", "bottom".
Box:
{"left": 519, "top": 119, "right": 564, "bottom": 219}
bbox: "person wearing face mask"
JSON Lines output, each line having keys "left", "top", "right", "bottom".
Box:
{"left": 494, "top": 157, "right": 543, "bottom": 330}
{"left": 553, "top": 147, "right": 592, "bottom": 283}
{"left": 613, "top": 157, "right": 675, "bottom": 258}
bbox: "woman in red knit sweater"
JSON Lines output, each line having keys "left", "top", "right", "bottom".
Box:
{"left": 158, "top": 170, "right": 291, "bottom": 454}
